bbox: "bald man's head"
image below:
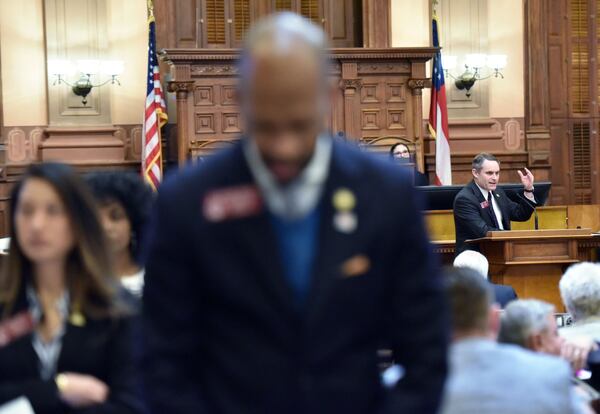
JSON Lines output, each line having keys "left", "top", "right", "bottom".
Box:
{"left": 238, "top": 13, "right": 331, "bottom": 185}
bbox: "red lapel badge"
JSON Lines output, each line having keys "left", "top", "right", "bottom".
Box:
{"left": 480, "top": 200, "right": 490, "bottom": 209}
{"left": 203, "top": 184, "right": 263, "bottom": 222}
{"left": 0, "top": 311, "right": 35, "bottom": 348}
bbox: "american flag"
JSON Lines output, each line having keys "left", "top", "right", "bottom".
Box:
{"left": 142, "top": 1, "right": 168, "bottom": 191}
{"left": 428, "top": 16, "right": 452, "bottom": 186}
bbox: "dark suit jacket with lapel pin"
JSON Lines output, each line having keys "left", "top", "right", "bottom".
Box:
{"left": 0, "top": 290, "right": 144, "bottom": 414}
{"left": 142, "top": 138, "right": 448, "bottom": 414}
{"left": 453, "top": 180, "right": 536, "bottom": 255}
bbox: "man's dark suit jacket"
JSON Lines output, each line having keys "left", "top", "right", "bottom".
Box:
{"left": 491, "top": 283, "right": 518, "bottom": 308}
{"left": 453, "top": 180, "right": 535, "bottom": 255}
{"left": 142, "top": 139, "right": 448, "bottom": 414}
{"left": 0, "top": 291, "right": 143, "bottom": 414}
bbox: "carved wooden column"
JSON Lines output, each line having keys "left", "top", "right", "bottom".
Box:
{"left": 408, "top": 78, "right": 432, "bottom": 173}
{"left": 340, "top": 62, "right": 362, "bottom": 140}
{"left": 168, "top": 81, "right": 195, "bottom": 165}
{"left": 524, "top": 0, "right": 552, "bottom": 181}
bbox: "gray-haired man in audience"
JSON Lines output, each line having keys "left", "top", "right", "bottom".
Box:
{"left": 440, "top": 267, "right": 580, "bottom": 414}
{"left": 560, "top": 262, "right": 600, "bottom": 343}
{"left": 499, "top": 299, "right": 597, "bottom": 413}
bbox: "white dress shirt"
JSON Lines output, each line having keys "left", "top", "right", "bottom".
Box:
{"left": 243, "top": 134, "right": 332, "bottom": 220}
{"left": 475, "top": 184, "right": 505, "bottom": 230}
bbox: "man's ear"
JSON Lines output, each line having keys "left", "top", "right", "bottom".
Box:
{"left": 527, "top": 334, "right": 543, "bottom": 352}
{"left": 472, "top": 168, "right": 478, "bottom": 179}
{"left": 488, "top": 303, "right": 502, "bottom": 339}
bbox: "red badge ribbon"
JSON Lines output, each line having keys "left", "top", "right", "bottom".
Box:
{"left": 0, "top": 311, "right": 35, "bottom": 348}
{"left": 203, "top": 185, "right": 263, "bottom": 222}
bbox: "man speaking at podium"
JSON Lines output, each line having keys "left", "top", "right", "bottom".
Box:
{"left": 453, "top": 153, "right": 536, "bottom": 255}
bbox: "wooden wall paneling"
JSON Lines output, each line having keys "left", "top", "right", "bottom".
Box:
{"left": 328, "top": 62, "right": 344, "bottom": 138}
{"left": 361, "top": 0, "right": 390, "bottom": 48}
{"left": 567, "top": 204, "right": 600, "bottom": 231}
{"left": 550, "top": 119, "right": 573, "bottom": 203}
{"left": 174, "top": 0, "right": 199, "bottom": 48}
{"left": 162, "top": 48, "right": 435, "bottom": 164}
{"left": 153, "top": 0, "right": 176, "bottom": 49}
{"left": 324, "top": 0, "right": 360, "bottom": 47}
{"left": 546, "top": 0, "right": 571, "bottom": 204}
{"left": 524, "top": 0, "right": 553, "bottom": 201}
{"left": 341, "top": 62, "right": 361, "bottom": 140}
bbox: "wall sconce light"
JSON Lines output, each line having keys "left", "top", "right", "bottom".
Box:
{"left": 441, "top": 54, "right": 506, "bottom": 97}
{"left": 48, "top": 59, "right": 124, "bottom": 105}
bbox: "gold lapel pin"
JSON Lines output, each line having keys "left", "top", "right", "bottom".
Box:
{"left": 333, "top": 188, "right": 357, "bottom": 233}
{"left": 69, "top": 308, "right": 86, "bottom": 327}
{"left": 333, "top": 188, "right": 356, "bottom": 212}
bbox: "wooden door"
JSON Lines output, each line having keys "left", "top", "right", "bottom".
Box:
{"left": 324, "top": 0, "right": 359, "bottom": 47}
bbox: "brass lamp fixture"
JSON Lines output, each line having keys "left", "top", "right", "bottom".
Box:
{"left": 441, "top": 54, "right": 506, "bottom": 98}
{"left": 49, "top": 59, "right": 124, "bottom": 105}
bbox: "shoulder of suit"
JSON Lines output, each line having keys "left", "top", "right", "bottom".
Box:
{"left": 498, "top": 344, "right": 571, "bottom": 379}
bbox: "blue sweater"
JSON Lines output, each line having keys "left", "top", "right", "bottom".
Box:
{"left": 270, "top": 207, "right": 321, "bottom": 307}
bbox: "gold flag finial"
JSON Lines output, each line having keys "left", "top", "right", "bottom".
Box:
{"left": 432, "top": 0, "right": 439, "bottom": 16}
{"left": 147, "top": 0, "right": 155, "bottom": 17}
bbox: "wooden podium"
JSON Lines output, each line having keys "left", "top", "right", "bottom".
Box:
{"left": 467, "top": 229, "right": 600, "bottom": 310}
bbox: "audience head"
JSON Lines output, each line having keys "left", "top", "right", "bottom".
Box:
{"left": 453, "top": 250, "right": 489, "bottom": 279}
{"left": 86, "top": 172, "right": 154, "bottom": 267}
{"left": 390, "top": 143, "right": 411, "bottom": 160}
{"left": 472, "top": 152, "right": 500, "bottom": 192}
{"left": 559, "top": 262, "right": 600, "bottom": 322}
{"left": 444, "top": 266, "right": 499, "bottom": 340}
{"left": 0, "top": 163, "right": 120, "bottom": 319}
{"left": 499, "top": 299, "right": 562, "bottom": 356}
{"left": 238, "top": 12, "right": 330, "bottom": 185}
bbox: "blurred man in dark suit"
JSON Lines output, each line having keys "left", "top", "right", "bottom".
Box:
{"left": 142, "top": 12, "right": 447, "bottom": 414}
{"left": 453, "top": 153, "right": 536, "bottom": 254}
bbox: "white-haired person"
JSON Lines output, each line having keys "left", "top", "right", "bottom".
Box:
{"left": 559, "top": 262, "right": 600, "bottom": 343}
{"left": 453, "top": 250, "right": 517, "bottom": 308}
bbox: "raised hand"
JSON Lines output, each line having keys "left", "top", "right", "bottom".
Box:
{"left": 517, "top": 167, "right": 534, "bottom": 191}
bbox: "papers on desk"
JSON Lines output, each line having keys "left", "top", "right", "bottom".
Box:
{"left": 0, "top": 397, "right": 34, "bottom": 414}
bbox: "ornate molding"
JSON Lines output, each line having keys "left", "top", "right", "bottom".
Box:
{"left": 161, "top": 47, "right": 438, "bottom": 65}
{"left": 168, "top": 81, "right": 195, "bottom": 95}
{"left": 5, "top": 126, "right": 46, "bottom": 164}
{"left": 339, "top": 79, "right": 363, "bottom": 91}
{"left": 191, "top": 65, "right": 239, "bottom": 75}
{"left": 407, "top": 79, "right": 432, "bottom": 90}
{"left": 357, "top": 62, "right": 411, "bottom": 74}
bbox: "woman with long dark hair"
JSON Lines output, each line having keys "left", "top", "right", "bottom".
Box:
{"left": 86, "top": 172, "right": 154, "bottom": 298}
{"left": 0, "top": 163, "right": 142, "bottom": 414}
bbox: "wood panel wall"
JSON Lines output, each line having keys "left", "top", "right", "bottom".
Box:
{"left": 526, "top": 0, "right": 600, "bottom": 205}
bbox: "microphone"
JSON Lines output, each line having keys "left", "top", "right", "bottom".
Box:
{"left": 517, "top": 191, "right": 538, "bottom": 230}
